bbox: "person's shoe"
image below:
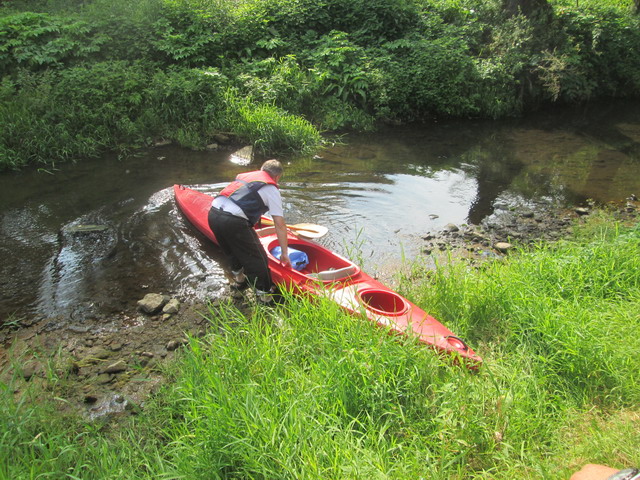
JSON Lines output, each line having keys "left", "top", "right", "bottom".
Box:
{"left": 232, "top": 269, "right": 247, "bottom": 284}
{"left": 255, "top": 289, "right": 275, "bottom": 305}
{"left": 230, "top": 269, "right": 249, "bottom": 291}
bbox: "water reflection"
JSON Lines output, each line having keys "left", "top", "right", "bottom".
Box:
{"left": 1, "top": 99, "right": 640, "bottom": 321}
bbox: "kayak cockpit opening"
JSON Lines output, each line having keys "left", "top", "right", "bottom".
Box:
{"left": 261, "top": 235, "right": 360, "bottom": 282}
{"left": 356, "top": 288, "right": 410, "bottom": 317}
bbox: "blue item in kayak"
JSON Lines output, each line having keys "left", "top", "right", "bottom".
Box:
{"left": 271, "top": 246, "right": 309, "bottom": 271}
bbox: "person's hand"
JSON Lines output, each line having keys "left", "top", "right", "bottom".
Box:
{"left": 279, "top": 252, "right": 291, "bottom": 268}
{"left": 570, "top": 464, "right": 619, "bottom": 480}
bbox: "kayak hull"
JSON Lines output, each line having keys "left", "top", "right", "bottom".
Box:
{"left": 174, "top": 184, "right": 482, "bottom": 368}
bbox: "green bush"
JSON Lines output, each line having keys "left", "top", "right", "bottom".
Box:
{"left": 309, "top": 96, "right": 376, "bottom": 131}
{"left": 144, "top": 67, "right": 230, "bottom": 143}
{"left": 256, "top": 0, "right": 421, "bottom": 44}
{"left": 47, "top": 61, "right": 151, "bottom": 151}
{"left": 304, "top": 31, "right": 375, "bottom": 108}
{"left": 373, "top": 34, "right": 483, "bottom": 120}
{"left": 151, "top": 2, "right": 227, "bottom": 66}
{"left": 0, "top": 60, "right": 324, "bottom": 169}
{"left": 228, "top": 55, "right": 316, "bottom": 114}
{"left": 0, "top": 12, "right": 106, "bottom": 75}
{"left": 2, "top": 0, "right": 640, "bottom": 169}
{"left": 0, "top": 71, "right": 104, "bottom": 169}
{"left": 556, "top": 7, "right": 640, "bottom": 99}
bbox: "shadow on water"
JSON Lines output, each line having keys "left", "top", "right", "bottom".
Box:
{"left": 1, "top": 99, "right": 640, "bottom": 324}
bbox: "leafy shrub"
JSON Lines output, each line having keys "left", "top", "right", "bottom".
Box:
{"left": 305, "top": 31, "right": 374, "bottom": 107}
{"left": 255, "top": 0, "right": 421, "bottom": 44}
{"left": 556, "top": 7, "right": 640, "bottom": 99}
{"left": 228, "top": 41, "right": 378, "bottom": 131}
{"left": 151, "top": 4, "right": 225, "bottom": 66}
{"left": 0, "top": 72, "right": 102, "bottom": 169}
{"left": 0, "top": 12, "right": 106, "bottom": 75}
{"left": 49, "top": 61, "right": 151, "bottom": 146}
{"left": 298, "top": 31, "right": 386, "bottom": 128}
{"left": 0, "top": 59, "right": 322, "bottom": 169}
{"left": 0, "top": 61, "right": 157, "bottom": 169}
{"left": 212, "top": 1, "right": 274, "bottom": 64}
{"left": 373, "top": 34, "right": 482, "bottom": 120}
{"left": 474, "top": 14, "right": 540, "bottom": 112}
{"left": 473, "top": 57, "right": 524, "bottom": 118}
{"left": 534, "top": 48, "right": 598, "bottom": 103}
{"left": 227, "top": 55, "right": 316, "bottom": 114}
{"left": 143, "top": 67, "right": 230, "bottom": 146}
{"left": 310, "top": 96, "right": 376, "bottom": 131}
{"left": 55, "top": 0, "right": 164, "bottom": 62}
{"left": 87, "top": 17, "right": 157, "bottom": 63}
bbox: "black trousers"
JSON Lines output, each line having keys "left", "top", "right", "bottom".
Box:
{"left": 207, "top": 207, "right": 272, "bottom": 292}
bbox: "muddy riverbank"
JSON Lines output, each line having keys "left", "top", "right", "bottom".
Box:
{"left": 1, "top": 197, "right": 638, "bottom": 420}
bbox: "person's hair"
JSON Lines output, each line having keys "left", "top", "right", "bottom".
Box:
{"left": 261, "top": 159, "right": 283, "bottom": 178}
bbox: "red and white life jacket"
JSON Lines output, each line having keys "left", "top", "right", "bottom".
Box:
{"left": 219, "top": 170, "right": 279, "bottom": 225}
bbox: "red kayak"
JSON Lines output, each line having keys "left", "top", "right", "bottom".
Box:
{"left": 174, "top": 184, "right": 482, "bottom": 369}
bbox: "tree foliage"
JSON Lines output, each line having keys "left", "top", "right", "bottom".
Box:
{"left": 1, "top": 0, "right": 639, "bottom": 169}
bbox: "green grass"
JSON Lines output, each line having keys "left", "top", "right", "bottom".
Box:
{"left": 228, "top": 95, "right": 323, "bottom": 156}
{"left": 1, "top": 212, "right": 639, "bottom": 479}
{"left": 400, "top": 215, "right": 640, "bottom": 408}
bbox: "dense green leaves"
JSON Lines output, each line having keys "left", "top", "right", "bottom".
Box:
{"left": 256, "top": 0, "right": 422, "bottom": 43}
{"left": 151, "top": 3, "right": 227, "bottom": 66}
{"left": 557, "top": 7, "right": 640, "bottom": 98}
{"left": 0, "top": 12, "right": 106, "bottom": 73}
{"left": 1, "top": 0, "right": 639, "bottom": 169}
{"left": 0, "top": 59, "right": 321, "bottom": 169}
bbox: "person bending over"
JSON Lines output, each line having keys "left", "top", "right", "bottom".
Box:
{"left": 208, "top": 159, "right": 291, "bottom": 303}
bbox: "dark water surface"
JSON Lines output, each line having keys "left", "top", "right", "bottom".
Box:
{"left": 2, "top": 99, "right": 639, "bottom": 323}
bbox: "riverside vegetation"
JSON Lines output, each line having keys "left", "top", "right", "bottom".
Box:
{"left": 1, "top": 0, "right": 640, "bottom": 170}
{"left": 1, "top": 210, "right": 639, "bottom": 478}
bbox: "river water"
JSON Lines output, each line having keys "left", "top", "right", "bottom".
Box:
{"left": 1, "top": 99, "right": 639, "bottom": 324}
